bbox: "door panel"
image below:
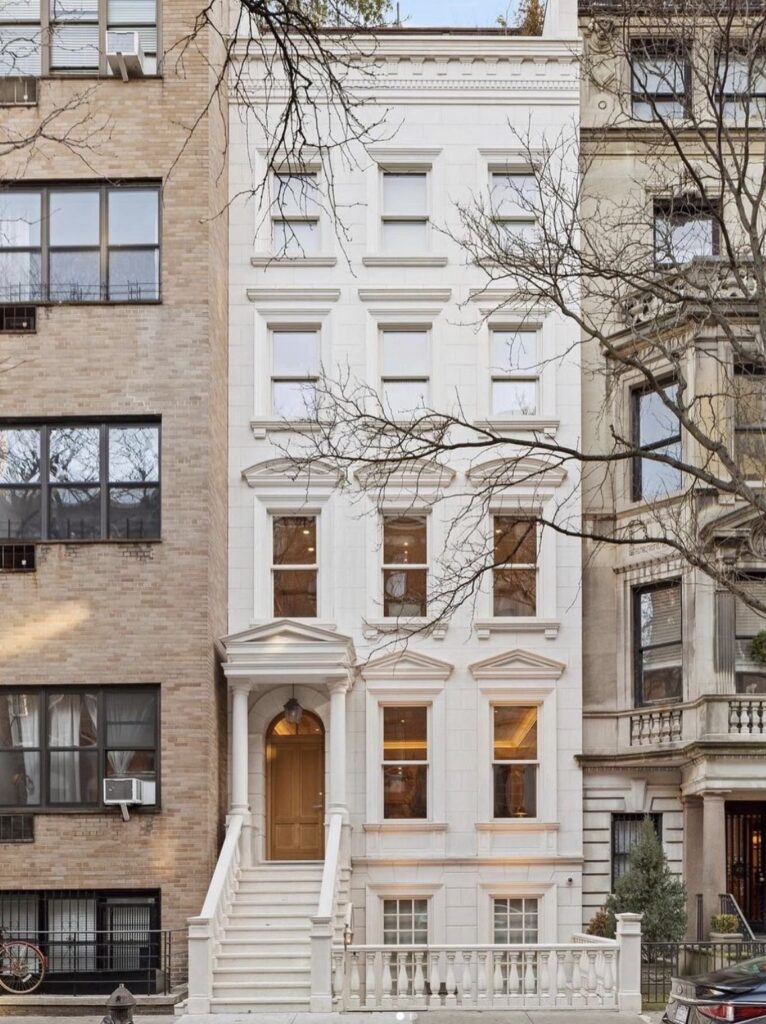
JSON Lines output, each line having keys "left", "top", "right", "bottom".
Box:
{"left": 726, "top": 801, "right": 766, "bottom": 930}
{"left": 267, "top": 722, "right": 324, "bottom": 861}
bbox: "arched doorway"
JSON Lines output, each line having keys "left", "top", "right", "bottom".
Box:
{"left": 266, "top": 709, "right": 325, "bottom": 860}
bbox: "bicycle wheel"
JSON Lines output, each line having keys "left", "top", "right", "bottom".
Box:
{"left": 0, "top": 941, "right": 46, "bottom": 994}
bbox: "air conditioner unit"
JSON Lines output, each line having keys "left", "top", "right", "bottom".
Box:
{"left": 104, "top": 777, "right": 145, "bottom": 805}
{"left": 105, "top": 31, "right": 146, "bottom": 81}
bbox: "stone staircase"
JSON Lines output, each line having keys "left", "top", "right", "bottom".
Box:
{"left": 209, "top": 861, "right": 348, "bottom": 1013}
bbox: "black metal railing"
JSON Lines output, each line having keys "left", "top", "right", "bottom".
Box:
{"left": 642, "top": 940, "right": 766, "bottom": 1006}
{"left": 0, "top": 282, "right": 160, "bottom": 304}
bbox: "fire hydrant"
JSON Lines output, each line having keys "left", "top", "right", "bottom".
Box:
{"left": 101, "top": 984, "right": 136, "bottom": 1024}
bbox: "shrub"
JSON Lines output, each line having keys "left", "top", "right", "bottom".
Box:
{"left": 710, "top": 913, "right": 740, "bottom": 934}
{"left": 586, "top": 907, "right": 613, "bottom": 938}
{"left": 749, "top": 630, "right": 766, "bottom": 666}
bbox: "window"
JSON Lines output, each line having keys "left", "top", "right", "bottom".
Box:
{"left": 634, "top": 581, "right": 683, "bottom": 705}
{"left": 612, "top": 813, "right": 662, "bottom": 886}
{"left": 490, "top": 329, "right": 538, "bottom": 416}
{"left": 271, "top": 329, "right": 320, "bottom": 419}
{"left": 0, "top": 0, "right": 157, "bottom": 77}
{"left": 492, "top": 705, "right": 537, "bottom": 819}
{"left": 717, "top": 48, "right": 766, "bottom": 119}
{"left": 493, "top": 897, "right": 539, "bottom": 943}
{"left": 383, "top": 897, "right": 428, "bottom": 944}
{"left": 0, "top": 421, "right": 160, "bottom": 541}
{"left": 733, "top": 362, "right": 766, "bottom": 478}
{"left": 654, "top": 198, "right": 718, "bottom": 268}
{"left": 272, "top": 173, "right": 319, "bottom": 256}
{"left": 631, "top": 40, "right": 688, "bottom": 120}
{"left": 381, "top": 172, "right": 428, "bottom": 251}
{"left": 492, "top": 516, "right": 537, "bottom": 617}
{"left": 735, "top": 575, "right": 766, "bottom": 694}
{"left": 380, "top": 329, "right": 430, "bottom": 417}
{"left": 272, "top": 515, "right": 317, "bottom": 617}
{"left": 0, "top": 184, "right": 160, "bottom": 303}
{"left": 0, "top": 687, "right": 159, "bottom": 810}
{"left": 382, "top": 706, "right": 427, "bottom": 819}
{"left": 632, "top": 382, "right": 682, "bottom": 501}
{"left": 382, "top": 515, "right": 427, "bottom": 617}
{"left": 490, "top": 172, "right": 538, "bottom": 243}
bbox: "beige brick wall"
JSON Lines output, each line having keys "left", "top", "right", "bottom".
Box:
{"left": 0, "top": 0, "right": 228, "bottom": 939}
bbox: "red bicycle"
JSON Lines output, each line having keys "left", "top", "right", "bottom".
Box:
{"left": 0, "top": 927, "right": 46, "bottom": 993}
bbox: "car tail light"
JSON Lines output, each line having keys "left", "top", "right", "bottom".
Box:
{"left": 698, "top": 1006, "right": 766, "bottom": 1022}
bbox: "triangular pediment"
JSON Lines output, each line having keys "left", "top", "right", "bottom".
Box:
{"left": 467, "top": 456, "right": 566, "bottom": 491}
{"left": 701, "top": 505, "right": 766, "bottom": 551}
{"left": 361, "top": 649, "right": 454, "bottom": 681}
{"left": 220, "top": 619, "right": 357, "bottom": 688}
{"left": 242, "top": 457, "right": 344, "bottom": 493}
{"left": 222, "top": 619, "right": 353, "bottom": 649}
{"left": 469, "top": 647, "right": 566, "bottom": 680}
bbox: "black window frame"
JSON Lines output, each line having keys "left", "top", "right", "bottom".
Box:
{"left": 0, "top": 685, "right": 160, "bottom": 813}
{"left": 631, "top": 380, "right": 682, "bottom": 502}
{"left": 630, "top": 38, "right": 690, "bottom": 121}
{"left": 653, "top": 196, "right": 720, "bottom": 269}
{"left": 0, "top": 182, "right": 161, "bottom": 304}
{"left": 0, "top": 418, "right": 161, "bottom": 542}
{"left": 716, "top": 45, "right": 766, "bottom": 117}
{"left": 633, "top": 580, "right": 683, "bottom": 708}
{"left": 611, "top": 813, "right": 662, "bottom": 888}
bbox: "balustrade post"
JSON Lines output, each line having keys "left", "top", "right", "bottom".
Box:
{"left": 571, "top": 949, "right": 584, "bottom": 1008}
{"left": 348, "top": 951, "right": 360, "bottom": 1009}
{"left": 587, "top": 950, "right": 599, "bottom": 1007}
{"left": 555, "top": 949, "right": 569, "bottom": 1007}
{"left": 509, "top": 951, "right": 522, "bottom": 1008}
{"left": 414, "top": 952, "right": 426, "bottom": 1008}
{"left": 429, "top": 952, "right": 441, "bottom": 1009}
{"left": 381, "top": 951, "right": 393, "bottom": 1009}
{"left": 364, "top": 952, "right": 377, "bottom": 1010}
{"left": 477, "top": 950, "right": 489, "bottom": 1008}
{"left": 461, "top": 951, "right": 474, "bottom": 1008}
{"left": 445, "top": 951, "right": 457, "bottom": 1008}
{"left": 493, "top": 951, "right": 506, "bottom": 1008}
{"left": 603, "top": 950, "right": 616, "bottom": 1007}
{"left": 396, "top": 952, "right": 408, "bottom": 1003}
{"left": 540, "top": 950, "right": 552, "bottom": 1008}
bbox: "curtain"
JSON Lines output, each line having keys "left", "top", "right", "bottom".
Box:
{"left": 48, "top": 694, "right": 97, "bottom": 802}
{"left": 106, "top": 691, "right": 153, "bottom": 776}
{"left": 8, "top": 695, "right": 39, "bottom": 805}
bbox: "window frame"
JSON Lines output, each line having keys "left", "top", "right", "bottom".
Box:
{"left": 379, "top": 169, "right": 430, "bottom": 253}
{"left": 489, "top": 327, "right": 540, "bottom": 419}
{"left": 269, "top": 326, "right": 321, "bottom": 420}
{"left": 630, "top": 380, "right": 682, "bottom": 502}
{"left": 716, "top": 46, "right": 766, "bottom": 118}
{"left": 630, "top": 38, "right": 690, "bottom": 121}
{"left": 489, "top": 169, "right": 538, "bottom": 243}
{"left": 492, "top": 895, "right": 540, "bottom": 944}
{"left": 381, "top": 513, "right": 429, "bottom": 619}
{"left": 270, "top": 513, "right": 319, "bottom": 619}
{"left": 491, "top": 702, "right": 539, "bottom": 821}
{"left": 633, "top": 579, "right": 683, "bottom": 707}
{"left": 611, "top": 813, "right": 662, "bottom": 888}
{"left": 0, "top": 685, "right": 160, "bottom": 813}
{"left": 381, "top": 703, "right": 429, "bottom": 821}
{"left": 0, "top": 418, "right": 161, "bottom": 542}
{"left": 734, "top": 572, "right": 766, "bottom": 693}
{"left": 0, "top": 183, "right": 161, "bottom": 304}
{"left": 491, "top": 514, "right": 538, "bottom": 618}
{"left": 379, "top": 326, "right": 431, "bottom": 418}
{"left": 270, "top": 170, "right": 321, "bottom": 258}
{"left": 653, "top": 196, "right": 720, "bottom": 269}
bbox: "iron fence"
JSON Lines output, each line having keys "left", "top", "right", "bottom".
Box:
{"left": 642, "top": 940, "right": 766, "bottom": 1006}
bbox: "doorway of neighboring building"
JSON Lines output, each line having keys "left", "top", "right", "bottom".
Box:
{"left": 726, "top": 801, "right": 766, "bottom": 932}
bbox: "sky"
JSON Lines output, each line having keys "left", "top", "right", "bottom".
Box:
{"left": 395, "top": 0, "right": 518, "bottom": 27}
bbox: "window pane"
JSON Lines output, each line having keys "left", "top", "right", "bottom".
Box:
{"left": 109, "top": 249, "right": 159, "bottom": 301}
{"left": 0, "top": 750, "right": 40, "bottom": 806}
{"left": 734, "top": 366, "right": 766, "bottom": 427}
{"left": 383, "top": 173, "right": 427, "bottom": 215}
{"left": 108, "top": 485, "right": 160, "bottom": 539}
{"left": 633, "top": 98, "right": 685, "bottom": 120}
{"left": 493, "top": 569, "right": 536, "bottom": 617}
{"left": 492, "top": 380, "right": 537, "bottom": 416}
{"left": 108, "top": 0, "right": 156, "bottom": 23}
{"left": 495, "top": 517, "right": 536, "bottom": 565}
{"left": 49, "top": 250, "right": 101, "bottom": 301}
{"left": 0, "top": 250, "right": 42, "bottom": 301}
{"left": 641, "top": 646, "right": 683, "bottom": 702}
{"left": 0, "top": 28, "right": 42, "bottom": 76}
{"left": 637, "top": 447, "right": 682, "bottom": 499}
{"left": 272, "top": 218, "right": 319, "bottom": 256}
{"left": 639, "top": 585, "right": 681, "bottom": 647}
{"left": 49, "top": 486, "right": 101, "bottom": 539}
{"left": 49, "top": 22, "right": 99, "bottom": 67}
{"left": 0, "top": 429, "right": 40, "bottom": 484}
{"left": 735, "top": 579, "right": 766, "bottom": 638}
{"left": 381, "top": 219, "right": 427, "bottom": 251}
{"left": 108, "top": 190, "right": 158, "bottom": 245}
{"left": 491, "top": 329, "right": 537, "bottom": 373}
{"left": 493, "top": 705, "right": 537, "bottom": 760}
{"left": 49, "top": 191, "right": 99, "bottom": 246}
{"left": 383, "top": 515, "right": 427, "bottom": 564}
{"left": 273, "top": 516, "right": 316, "bottom": 565}
{"left": 383, "top": 706, "right": 427, "bottom": 761}
{"left": 656, "top": 210, "right": 713, "bottom": 263}
{"left": 383, "top": 764, "right": 427, "bottom": 819}
{"left": 272, "top": 380, "right": 318, "bottom": 419}
{"left": 109, "top": 426, "right": 158, "bottom": 482}
{"left": 273, "top": 173, "right": 319, "bottom": 218}
{"left": 633, "top": 53, "right": 685, "bottom": 95}
{"left": 637, "top": 386, "right": 679, "bottom": 447}
{"left": 105, "top": 690, "right": 156, "bottom": 748}
{"left": 50, "top": 427, "right": 100, "bottom": 483}
{"left": 48, "top": 750, "right": 98, "bottom": 803}
{"left": 273, "top": 569, "right": 317, "bottom": 617}
{"left": 47, "top": 693, "right": 98, "bottom": 747}
{"left": 0, "top": 192, "right": 40, "bottom": 248}
{"left": 382, "top": 380, "right": 429, "bottom": 417}
{"left": 0, "top": 487, "right": 41, "bottom": 539}
{"left": 105, "top": 748, "right": 156, "bottom": 777}
{"left": 272, "top": 330, "right": 319, "bottom": 375}
{"left": 383, "top": 569, "right": 427, "bottom": 617}
{"left": 493, "top": 763, "right": 537, "bottom": 818}
{"left": 491, "top": 174, "right": 538, "bottom": 219}
{"left": 381, "top": 330, "right": 429, "bottom": 375}
{"left": 0, "top": 693, "right": 40, "bottom": 748}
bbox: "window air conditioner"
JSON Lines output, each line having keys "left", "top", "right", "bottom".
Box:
{"left": 105, "top": 31, "right": 146, "bottom": 81}
{"left": 104, "top": 777, "right": 145, "bottom": 805}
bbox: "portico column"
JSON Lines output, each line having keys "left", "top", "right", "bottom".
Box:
{"left": 328, "top": 680, "right": 348, "bottom": 818}
{"left": 702, "top": 792, "right": 729, "bottom": 936}
{"left": 230, "top": 681, "right": 251, "bottom": 816}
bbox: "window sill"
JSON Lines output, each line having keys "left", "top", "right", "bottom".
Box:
{"left": 363, "top": 821, "right": 448, "bottom": 833}
{"left": 362, "top": 617, "right": 448, "bottom": 641}
{"left": 251, "top": 255, "right": 337, "bottom": 268}
{"left": 476, "top": 820, "right": 558, "bottom": 833}
{"left": 0, "top": 805, "right": 161, "bottom": 815}
{"left": 250, "top": 417, "right": 322, "bottom": 439}
{"left": 473, "top": 417, "right": 559, "bottom": 436}
{"left": 475, "top": 618, "right": 560, "bottom": 640}
{"left": 362, "top": 255, "right": 449, "bottom": 267}
{"left": 7, "top": 538, "right": 162, "bottom": 546}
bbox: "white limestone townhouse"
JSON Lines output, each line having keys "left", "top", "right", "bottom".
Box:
{"left": 185, "top": 3, "right": 645, "bottom": 1015}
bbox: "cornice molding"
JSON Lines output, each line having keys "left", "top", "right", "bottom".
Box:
{"left": 247, "top": 287, "right": 341, "bottom": 304}
{"left": 357, "top": 287, "right": 452, "bottom": 303}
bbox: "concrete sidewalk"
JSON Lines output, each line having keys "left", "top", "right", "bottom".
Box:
{"left": 0, "top": 1015, "right": 664, "bottom": 1024}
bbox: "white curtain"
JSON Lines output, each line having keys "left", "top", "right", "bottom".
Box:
{"left": 106, "top": 692, "right": 152, "bottom": 776}
{"left": 8, "top": 695, "right": 39, "bottom": 805}
{"left": 48, "top": 694, "right": 97, "bottom": 802}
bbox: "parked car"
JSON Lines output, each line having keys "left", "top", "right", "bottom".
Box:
{"left": 663, "top": 956, "right": 766, "bottom": 1022}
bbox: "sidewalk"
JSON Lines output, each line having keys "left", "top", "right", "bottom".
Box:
{"left": 0, "top": 1015, "right": 664, "bottom": 1024}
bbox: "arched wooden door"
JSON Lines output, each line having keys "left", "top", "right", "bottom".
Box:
{"left": 266, "top": 710, "right": 325, "bottom": 860}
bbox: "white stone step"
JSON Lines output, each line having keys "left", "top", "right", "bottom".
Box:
{"left": 214, "top": 965, "right": 310, "bottom": 984}
{"left": 228, "top": 911, "right": 313, "bottom": 926}
{"left": 223, "top": 925, "right": 311, "bottom": 942}
{"left": 235, "top": 880, "right": 321, "bottom": 895}
{"left": 212, "top": 979, "right": 311, "bottom": 999}
{"left": 231, "top": 893, "right": 318, "bottom": 908}
{"left": 215, "top": 953, "right": 311, "bottom": 970}
{"left": 209, "top": 997, "right": 310, "bottom": 1012}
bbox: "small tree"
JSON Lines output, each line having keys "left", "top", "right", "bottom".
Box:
{"left": 606, "top": 818, "right": 687, "bottom": 942}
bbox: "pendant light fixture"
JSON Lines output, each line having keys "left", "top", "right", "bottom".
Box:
{"left": 283, "top": 685, "right": 303, "bottom": 726}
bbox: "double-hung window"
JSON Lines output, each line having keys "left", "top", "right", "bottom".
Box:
{"left": 733, "top": 362, "right": 766, "bottom": 478}
{"left": 612, "top": 813, "right": 662, "bottom": 886}
{"left": 490, "top": 172, "right": 538, "bottom": 243}
{"left": 493, "top": 705, "right": 538, "bottom": 819}
{"left": 632, "top": 382, "right": 682, "bottom": 501}
{"left": 734, "top": 575, "right": 766, "bottom": 694}
{"left": 272, "top": 515, "right": 317, "bottom": 618}
{"left": 492, "top": 516, "right": 537, "bottom": 617}
{"left": 272, "top": 173, "right": 320, "bottom": 256}
{"left": 717, "top": 48, "right": 766, "bottom": 120}
{"left": 50, "top": 0, "right": 99, "bottom": 72}
{"left": 382, "top": 706, "right": 427, "bottom": 820}
{"left": 490, "top": 329, "right": 538, "bottom": 416}
{"left": 271, "top": 329, "right": 320, "bottom": 419}
{"left": 654, "top": 197, "right": 718, "bottom": 268}
{"left": 0, "top": 686, "right": 159, "bottom": 810}
{"left": 0, "top": 0, "right": 42, "bottom": 79}
{"left": 631, "top": 40, "right": 688, "bottom": 120}
{"left": 381, "top": 172, "right": 428, "bottom": 251}
{"left": 633, "top": 581, "right": 683, "bottom": 705}
{"left": 382, "top": 515, "right": 427, "bottom": 617}
{"left": 380, "top": 329, "right": 430, "bottom": 417}
{"left": 0, "top": 184, "right": 160, "bottom": 303}
{"left": 0, "top": 420, "right": 160, "bottom": 541}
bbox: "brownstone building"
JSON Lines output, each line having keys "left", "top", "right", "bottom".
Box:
{"left": 0, "top": 0, "right": 227, "bottom": 995}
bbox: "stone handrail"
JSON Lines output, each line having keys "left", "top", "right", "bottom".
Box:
{"left": 310, "top": 810, "right": 346, "bottom": 1011}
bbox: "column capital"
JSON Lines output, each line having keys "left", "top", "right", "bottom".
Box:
{"left": 328, "top": 678, "right": 350, "bottom": 696}
{"left": 230, "top": 679, "right": 253, "bottom": 696}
